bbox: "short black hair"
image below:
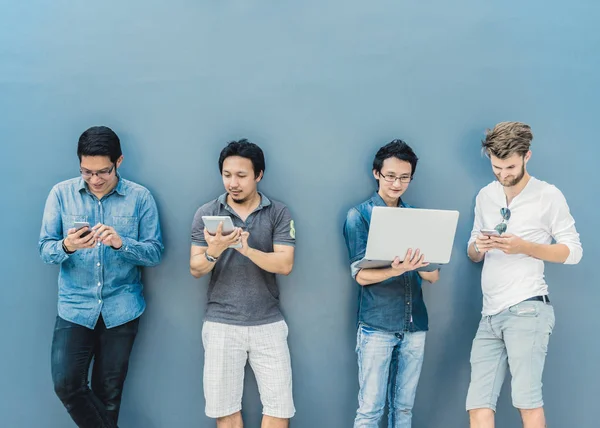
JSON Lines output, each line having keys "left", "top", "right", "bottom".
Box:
{"left": 77, "top": 126, "right": 122, "bottom": 163}
{"left": 218, "top": 139, "right": 265, "bottom": 179}
{"left": 372, "top": 139, "right": 419, "bottom": 176}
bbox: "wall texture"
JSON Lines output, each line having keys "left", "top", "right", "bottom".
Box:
{"left": 1, "top": 1, "right": 597, "bottom": 427}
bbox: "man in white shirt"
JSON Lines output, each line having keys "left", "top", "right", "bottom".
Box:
{"left": 465, "top": 122, "right": 583, "bottom": 428}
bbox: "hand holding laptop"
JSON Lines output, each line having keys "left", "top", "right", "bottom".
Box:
{"left": 391, "top": 248, "right": 429, "bottom": 274}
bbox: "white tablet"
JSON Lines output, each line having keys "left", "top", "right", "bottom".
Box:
{"left": 201, "top": 215, "right": 242, "bottom": 248}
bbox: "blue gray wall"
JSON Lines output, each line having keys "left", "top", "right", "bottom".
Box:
{"left": 1, "top": 1, "right": 598, "bottom": 427}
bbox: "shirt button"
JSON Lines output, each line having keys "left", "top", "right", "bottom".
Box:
{"left": 407, "top": 302, "right": 410, "bottom": 305}
{"left": 97, "top": 282, "right": 101, "bottom": 287}
{"left": 98, "top": 300, "right": 102, "bottom": 304}
{"left": 98, "top": 201, "right": 101, "bottom": 205}
{"left": 97, "top": 262, "right": 101, "bottom": 267}
{"left": 97, "top": 242, "right": 101, "bottom": 246}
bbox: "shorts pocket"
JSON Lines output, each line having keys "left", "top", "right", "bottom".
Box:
{"left": 509, "top": 302, "right": 539, "bottom": 317}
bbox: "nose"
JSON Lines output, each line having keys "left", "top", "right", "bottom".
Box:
{"left": 89, "top": 174, "right": 103, "bottom": 185}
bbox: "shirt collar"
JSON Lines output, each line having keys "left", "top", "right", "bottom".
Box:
{"left": 370, "top": 191, "right": 405, "bottom": 208}
{"left": 77, "top": 173, "right": 126, "bottom": 197}
{"left": 218, "top": 191, "right": 271, "bottom": 210}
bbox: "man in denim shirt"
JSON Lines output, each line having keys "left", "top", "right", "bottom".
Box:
{"left": 39, "top": 126, "right": 163, "bottom": 428}
{"left": 343, "top": 140, "right": 440, "bottom": 428}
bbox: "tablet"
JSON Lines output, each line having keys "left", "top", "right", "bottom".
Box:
{"left": 201, "top": 215, "right": 242, "bottom": 248}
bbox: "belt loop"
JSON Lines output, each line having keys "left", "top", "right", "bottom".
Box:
{"left": 543, "top": 295, "right": 548, "bottom": 304}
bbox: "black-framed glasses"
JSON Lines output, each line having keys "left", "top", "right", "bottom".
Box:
{"left": 80, "top": 164, "right": 115, "bottom": 179}
{"left": 379, "top": 173, "right": 413, "bottom": 184}
{"left": 495, "top": 207, "right": 511, "bottom": 234}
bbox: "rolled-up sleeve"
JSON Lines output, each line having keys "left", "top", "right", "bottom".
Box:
{"left": 548, "top": 188, "right": 582, "bottom": 265}
{"left": 343, "top": 208, "right": 369, "bottom": 279}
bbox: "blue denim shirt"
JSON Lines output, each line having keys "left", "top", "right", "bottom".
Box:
{"left": 39, "top": 175, "right": 164, "bottom": 329}
{"left": 343, "top": 192, "right": 428, "bottom": 333}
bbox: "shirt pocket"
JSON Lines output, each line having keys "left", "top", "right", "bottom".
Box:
{"left": 112, "top": 216, "right": 138, "bottom": 240}
{"left": 61, "top": 214, "right": 89, "bottom": 238}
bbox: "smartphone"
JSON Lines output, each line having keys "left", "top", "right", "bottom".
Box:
{"left": 480, "top": 228, "right": 500, "bottom": 237}
{"left": 73, "top": 221, "right": 91, "bottom": 238}
{"left": 202, "top": 215, "right": 242, "bottom": 248}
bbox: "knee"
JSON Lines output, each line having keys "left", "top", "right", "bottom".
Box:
{"left": 469, "top": 408, "right": 495, "bottom": 425}
{"left": 357, "top": 402, "right": 385, "bottom": 421}
{"left": 52, "top": 371, "right": 82, "bottom": 402}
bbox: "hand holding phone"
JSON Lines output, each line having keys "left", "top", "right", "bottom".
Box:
{"left": 64, "top": 221, "right": 96, "bottom": 251}
{"left": 74, "top": 221, "right": 92, "bottom": 238}
{"left": 480, "top": 228, "right": 500, "bottom": 237}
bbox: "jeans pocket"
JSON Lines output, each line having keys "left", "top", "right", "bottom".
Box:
{"left": 509, "top": 302, "right": 539, "bottom": 317}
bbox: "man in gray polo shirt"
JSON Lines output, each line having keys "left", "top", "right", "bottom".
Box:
{"left": 190, "top": 139, "right": 296, "bottom": 428}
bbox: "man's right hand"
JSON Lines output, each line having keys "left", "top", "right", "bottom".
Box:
{"left": 390, "top": 248, "right": 429, "bottom": 275}
{"left": 474, "top": 234, "right": 495, "bottom": 254}
{"left": 64, "top": 227, "right": 96, "bottom": 252}
{"left": 203, "top": 222, "right": 242, "bottom": 259}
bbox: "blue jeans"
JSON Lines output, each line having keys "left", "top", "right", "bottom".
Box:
{"left": 354, "top": 324, "right": 426, "bottom": 428}
{"left": 51, "top": 315, "right": 139, "bottom": 428}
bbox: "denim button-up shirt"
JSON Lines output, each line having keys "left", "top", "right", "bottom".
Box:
{"left": 343, "top": 192, "right": 428, "bottom": 333}
{"left": 39, "top": 176, "right": 164, "bottom": 329}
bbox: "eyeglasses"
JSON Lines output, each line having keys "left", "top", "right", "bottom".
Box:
{"left": 80, "top": 165, "right": 115, "bottom": 179}
{"left": 495, "top": 207, "right": 511, "bottom": 234}
{"left": 379, "top": 173, "right": 413, "bottom": 184}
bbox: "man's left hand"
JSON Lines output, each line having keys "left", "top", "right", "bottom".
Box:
{"left": 92, "top": 223, "right": 123, "bottom": 249}
{"left": 235, "top": 231, "right": 252, "bottom": 257}
{"left": 490, "top": 234, "right": 529, "bottom": 255}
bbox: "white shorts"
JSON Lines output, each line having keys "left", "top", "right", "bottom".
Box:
{"left": 202, "top": 320, "right": 295, "bottom": 419}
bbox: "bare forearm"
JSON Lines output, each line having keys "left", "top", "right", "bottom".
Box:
{"left": 190, "top": 253, "right": 216, "bottom": 278}
{"left": 356, "top": 268, "right": 400, "bottom": 286}
{"left": 418, "top": 269, "right": 440, "bottom": 283}
{"left": 468, "top": 242, "right": 485, "bottom": 263}
{"left": 246, "top": 248, "right": 293, "bottom": 275}
{"left": 523, "top": 242, "right": 570, "bottom": 263}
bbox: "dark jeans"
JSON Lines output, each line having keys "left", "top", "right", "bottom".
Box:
{"left": 51, "top": 315, "right": 139, "bottom": 428}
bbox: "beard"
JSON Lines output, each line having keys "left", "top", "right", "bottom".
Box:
{"left": 229, "top": 191, "right": 248, "bottom": 204}
{"left": 496, "top": 163, "right": 525, "bottom": 187}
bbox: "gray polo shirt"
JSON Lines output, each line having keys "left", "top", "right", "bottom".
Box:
{"left": 191, "top": 192, "right": 295, "bottom": 326}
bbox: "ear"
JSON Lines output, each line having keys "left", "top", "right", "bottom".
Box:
{"left": 115, "top": 155, "right": 124, "bottom": 169}
{"left": 372, "top": 169, "right": 380, "bottom": 181}
{"left": 255, "top": 170, "right": 264, "bottom": 183}
{"left": 524, "top": 150, "right": 532, "bottom": 164}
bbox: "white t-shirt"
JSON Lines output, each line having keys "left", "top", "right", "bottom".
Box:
{"left": 468, "top": 177, "right": 583, "bottom": 315}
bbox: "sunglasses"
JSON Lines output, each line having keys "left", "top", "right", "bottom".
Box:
{"left": 495, "top": 207, "right": 511, "bottom": 234}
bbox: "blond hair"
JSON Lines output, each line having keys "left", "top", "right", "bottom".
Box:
{"left": 482, "top": 121, "right": 533, "bottom": 159}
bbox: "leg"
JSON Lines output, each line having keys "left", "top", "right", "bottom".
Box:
{"left": 387, "top": 331, "right": 426, "bottom": 428}
{"left": 353, "top": 324, "right": 397, "bottom": 428}
{"left": 245, "top": 321, "right": 294, "bottom": 427}
{"left": 51, "top": 315, "right": 116, "bottom": 428}
{"left": 466, "top": 316, "right": 509, "bottom": 428}
{"left": 91, "top": 315, "right": 139, "bottom": 424}
{"left": 504, "top": 301, "right": 554, "bottom": 428}
{"left": 202, "top": 321, "right": 248, "bottom": 423}
{"left": 217, "top": 411, "right": 243, "bottom": 428}
{"left": 519, "top": 408, "right": 546, "bottom": 428}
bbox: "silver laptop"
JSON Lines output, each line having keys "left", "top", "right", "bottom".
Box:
{"left": 356, "top": 206, "right": 460, "bottom": 270}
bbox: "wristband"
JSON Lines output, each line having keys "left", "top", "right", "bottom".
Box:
{"left": 62, "top": 240, "right": 76, "bottom": 254}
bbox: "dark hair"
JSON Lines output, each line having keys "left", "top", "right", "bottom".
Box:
{"left": 77, "top": 126, "right": 122, "bottom": 163}
{"left": 372, "top": 139, "right": 419, "bottom": 176}
{"left": 218, "top": 139, "right": 265, "bottom": 178}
